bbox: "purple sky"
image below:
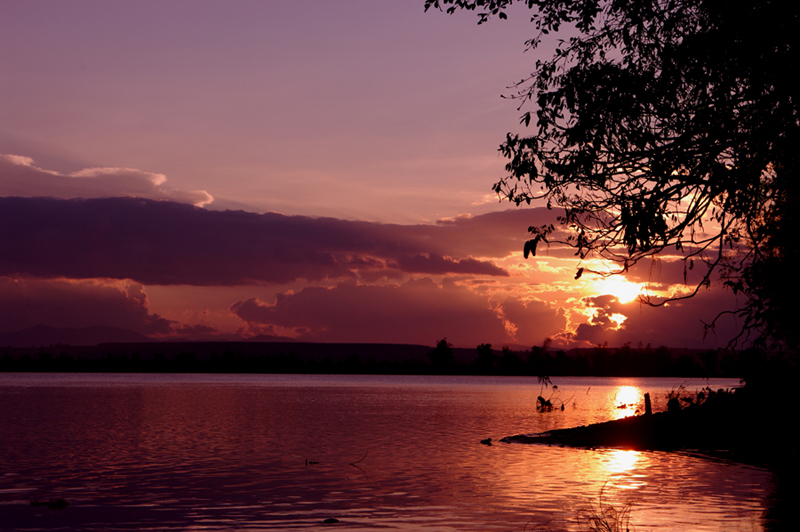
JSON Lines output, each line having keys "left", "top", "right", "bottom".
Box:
{"left": 0, "top": 1, "right": 742, "bottom": 348}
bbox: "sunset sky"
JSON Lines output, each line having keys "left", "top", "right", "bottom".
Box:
{"left": 1, "top": 0, "right": 741, "bottom": 349}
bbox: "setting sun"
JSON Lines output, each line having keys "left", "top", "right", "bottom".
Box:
{"left": 594, "top": 277, "right": 644, "bottom": 304}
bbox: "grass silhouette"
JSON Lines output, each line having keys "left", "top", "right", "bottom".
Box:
{"left": 579, "top": 486, "right": 633, "bottom": 532}
{"left": 523, "top": 484, "right": 635, "bottom": 532}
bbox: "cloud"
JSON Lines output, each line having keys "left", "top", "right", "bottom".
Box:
{"left": 624, "top": 255, "right": 718, "bottom": 292}
{"left": 230, "top": 278, "right": 565, "bottom": 346}
{"left": 0, "top": 154, "right": 213, "bottom": 207}
{"left": 500, "top": 296, "right": 568, "bottom": 346}
{"left": 0, "top": 196, "right": 547, "bottom": 286}
{"left": 571, "top": 288, "right": 743, "bottom": 349}
{"left": 172, "top": 323, "right": 219, "bottom": 335}
{"left": 0, "top": 276, "right": 174, "bottom": 335}
{"left": 390, "top": 254, "right": 508, "bottom": 276}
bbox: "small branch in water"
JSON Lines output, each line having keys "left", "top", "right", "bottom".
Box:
{"left": 350, "top": 450, "right": 368, "bottom": 467}
{"left": 350, "top": 450, "right": 369, "bottom": 478}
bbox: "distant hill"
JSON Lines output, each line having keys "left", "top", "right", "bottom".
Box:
{"left": 246, "top": 334, "right": 299, "bottom": 343}
{"left": 0, "top": 325, "right": 152, "bottom": 347}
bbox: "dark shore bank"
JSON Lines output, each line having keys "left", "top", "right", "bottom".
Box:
{"left": 502, "top": 384, "right": 795, "bottom": 466}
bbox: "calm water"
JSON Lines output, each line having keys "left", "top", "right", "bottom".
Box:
{"left": 0, "top": 373, "right": 772, "bottom": 531}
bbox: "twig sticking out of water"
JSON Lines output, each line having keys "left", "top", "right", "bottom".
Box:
{"left": 349, "top": 450, "right": 369, "bottom": 478}
{"left": 580, "top": 484, "right": 633, "bottom": 532}
{"left": 350, "top": 450, "right": 368, "bottom": 467}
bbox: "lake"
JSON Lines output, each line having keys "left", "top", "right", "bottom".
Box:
{"left": 0, "top": 373, "right": 773, "bottom": 531}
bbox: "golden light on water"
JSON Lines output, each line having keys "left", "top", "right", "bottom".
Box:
{"left": 605, "top": 449, "right": 642, "bottom": 475}
{"left": 600, "top": 450, "right": 650, "bottom": 493}
{"left": 613, "top": 385, "right": 643, "bottom": 419}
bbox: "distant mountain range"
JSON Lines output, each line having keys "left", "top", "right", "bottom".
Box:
{"left": 0, "top": 325, "right": 153, "bottom": 347}
{"left": 0, "top": 325, "right": 310, "bottom": 348}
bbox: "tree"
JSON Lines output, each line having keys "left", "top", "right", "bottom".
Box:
{"left": 426, "top": 0, "right": 800, "bottom": 350}
{"left": 429, "top": 337, "right": 456, "bottom": 368}
{"left": 475, "top": 342, "right": 498, "bottom": 371}
{"left": 498, "top": 346, "right": 526, "bottom": 373}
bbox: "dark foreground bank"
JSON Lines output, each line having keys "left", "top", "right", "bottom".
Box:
{"left": 503, "top": 383, "right": 795, "bottom": 464}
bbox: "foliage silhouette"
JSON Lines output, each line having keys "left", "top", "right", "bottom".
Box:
{"left": 426, "top": 0, "right": 800, "bottom": 351}
{"left": 3, "top": 341, "right": 757, "bottom": 376}
{"left": 428, "top": 337, "right": 457, "bottom": 368}
{"left": 475, "top": 342, "right": 498, "bottom": 370}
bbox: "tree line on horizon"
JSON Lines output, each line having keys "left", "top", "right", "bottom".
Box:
{"left": 1, "top": 339, "right": 784, "bottom": 378}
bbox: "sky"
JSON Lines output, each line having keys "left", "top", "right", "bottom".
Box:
{"left": 0, "top": 0, "right": 742, "bottom": 349}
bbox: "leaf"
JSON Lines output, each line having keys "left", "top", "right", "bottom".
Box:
{"left": 523, "top": 236, "right": 540, "bottom": 259}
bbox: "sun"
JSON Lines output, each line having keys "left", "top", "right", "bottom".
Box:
{"left": 594, "top": 277, "right": 643, "bottom": 303}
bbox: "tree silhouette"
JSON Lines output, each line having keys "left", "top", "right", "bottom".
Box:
{"left": 428, "top": 338, "right": 456, "bottom": 368}
{"left": 426, "top": 0, "right": 799, "bottom": 349}
{"left": 475, "top": 342, "right": 498, "bottom": 371}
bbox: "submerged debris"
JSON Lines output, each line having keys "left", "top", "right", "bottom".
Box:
{"left": 30, "top": 498, "right": 69, "bottom": 510}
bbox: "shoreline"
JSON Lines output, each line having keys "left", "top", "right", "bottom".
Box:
{"left": 501, "top": 389, "right": 796, "bottom": 471}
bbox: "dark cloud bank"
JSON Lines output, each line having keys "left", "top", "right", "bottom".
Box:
{"left": 0, "top": 196, "right": 559, "bottom": 285}
{"left": 0, "top": 196, "right": 569, "bottom": 345}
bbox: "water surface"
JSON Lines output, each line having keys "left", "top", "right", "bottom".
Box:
{"left": 0, "top": 373, "right": 771, "bottom": 531}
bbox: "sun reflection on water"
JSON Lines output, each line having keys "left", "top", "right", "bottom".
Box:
{"left": 598, "top": 449, "right": 650, "bottom": 492}
{"left": 605, "top": 449, "right": 641, "bottom": 474}
{"left": 613, "top": 385, "right": 643, "bottom": 419}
